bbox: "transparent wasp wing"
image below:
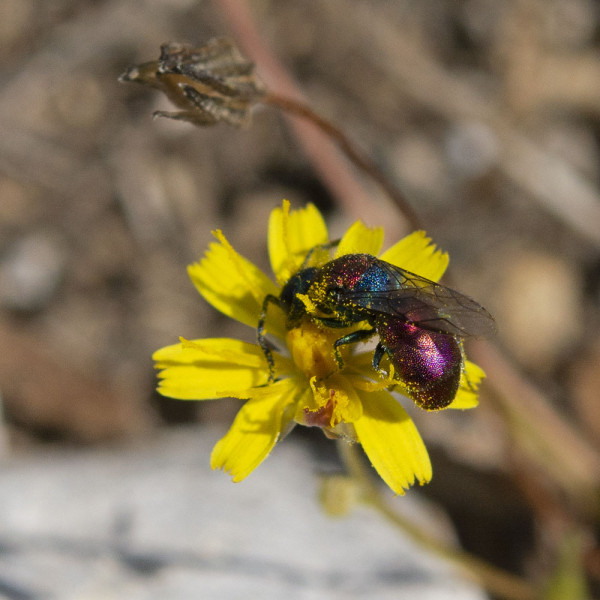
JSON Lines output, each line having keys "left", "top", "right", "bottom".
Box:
{"left": 337, "top": 261, "right": 495, "bottom": 338}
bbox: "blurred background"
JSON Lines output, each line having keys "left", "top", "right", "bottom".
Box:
{"left": 1, "top": 0, "right": 600, "bottom": 594}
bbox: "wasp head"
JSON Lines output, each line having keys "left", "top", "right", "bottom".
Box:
{"left": 279, "top": 267, "right": 318, "bottom": 327}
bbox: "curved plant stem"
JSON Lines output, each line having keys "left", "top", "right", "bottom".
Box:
{"left": 262, "top": 93, "right": 422, "bottom": 231}
{"left": 338, "top": 440, "right": 540, "bottom": 600}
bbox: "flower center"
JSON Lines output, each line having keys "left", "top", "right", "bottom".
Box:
{"left": 285, "top": 321, "right": 364, "bottom": 434}
{"left": 285, "top": 320, "right": 340, "bottom": 379}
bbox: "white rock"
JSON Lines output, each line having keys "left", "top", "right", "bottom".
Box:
{"left": 0, "top": 427, "right": 487, "bottom": 600}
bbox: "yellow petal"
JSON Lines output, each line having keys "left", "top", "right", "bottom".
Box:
{"left": 268, "top": 200, "right": 329, "bottom": 285}
{"left": 153, "top": 338, "right": 271, "bottom": 399}
{"left": 210, "top": 378, "right": 302, "bottom": 481}
{"left": 308, "top": 374, "right": 363, "bottom": 426}
{"left": 331, "top": 376, "right": 363, "bottom": 425}
{"left": 447, "top": 359, "right": 486, "bottom": 409}
{"left": 354, "top": 390, "right": 432, "bottom": 494}
{"left": 380, "top": 231, "right": 448, "bottom": 282}
{"left": 154, "top": 337, "right": 264, "bottom": 367}
{"left": 188, "top": 232, "right": 279, "bottom": 329}
{"left": 336, "top": 221, "right": 384, "bottom": 257}
{"left": 345, "top": 372, "right": 395, "bottom": 393}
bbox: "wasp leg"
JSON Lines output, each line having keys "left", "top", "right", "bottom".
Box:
{"left": 258, "top": 294, "right": 282, "bottom": 382}
{"left": 311, "top": 315, "right": 352, "bottom": 329}
{"left": 332, "top": 328, "right": 376, "bottom": 369}
{"left": 372, "top": 342, "right": 388, "bottom": 373}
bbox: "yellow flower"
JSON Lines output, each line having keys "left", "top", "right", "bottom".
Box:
{"left": 153, "top": 201, "right": 486, "bottom": 494}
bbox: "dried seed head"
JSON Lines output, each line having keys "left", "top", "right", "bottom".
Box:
{"left": 120, "top": 37, "right": 266, "bottom": 127}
